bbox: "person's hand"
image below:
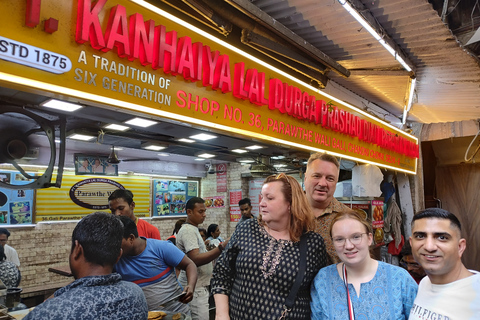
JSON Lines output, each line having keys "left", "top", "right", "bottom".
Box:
{"left": 179, "top": 285, "right": 193, "bottom": 304}
{"left": 219, "top": 239, "right": 229, "bottom": 250}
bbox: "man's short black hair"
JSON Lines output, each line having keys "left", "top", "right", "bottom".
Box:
{"left": 108, "top": 189, "right": 133, "bottom": 205}
{"left": 71, "top": 212, "right": 123, "bottom": 267}
{"left": 238, "top": 198, "right": 251, "bottom": 207}
{"left": 186, "top": 197, "right": 205, "bottom": 211}
{"left": 0, "top": 228, "right": 10, "bottom": 238}
{"left": 412, "top": 208, "right": 462, "bottom": 233}
{"left": 118, "top": 215, "right": 139, "bottom": 239}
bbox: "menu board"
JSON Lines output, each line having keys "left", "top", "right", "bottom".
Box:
{"left": 152, "top": 179, "right": 199, "bottom": 216}
{"left": 0, "top": 171, "right": 34, "bottom": 224}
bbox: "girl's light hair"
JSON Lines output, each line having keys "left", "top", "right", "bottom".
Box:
{"left": 260, "top": 173, "right": 315, "bottom": 242}
{"left": 328, "top": 209, "right": 373, "bottom": 238}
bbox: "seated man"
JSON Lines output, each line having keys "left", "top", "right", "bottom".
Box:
{"left": 115, "top": 216, "right": 197, "bottom": 314}
{"left": 24, "top": 212, "right": 148, "bottom": 320}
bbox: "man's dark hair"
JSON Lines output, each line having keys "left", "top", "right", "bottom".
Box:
{"left": 0, "top": 228, "right": 10, "bottom": 238}
{"left": 118, "top": 215, "right": 139, "bottom": 239}
{"left": 412, "top": 208, "right": 462, "bottom": 232}
{"left": 186, "top": 197, "right": 205, "bottom": 211}
{"left": 238, "top": 198, "right": 251, "bottom": 207}
{"left": 71, "top": 212, "right": 123, "bottom": 267}
{"left": 108, "top": 189, "right": 134, "bottom": 205}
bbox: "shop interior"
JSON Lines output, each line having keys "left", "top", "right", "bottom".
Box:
{"left": 1, "top": 0, "right": 480, "bottom": 317}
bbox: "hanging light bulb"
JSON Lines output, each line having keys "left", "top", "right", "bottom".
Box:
{"left": 107, "top": 146, "right": 120, "bottom": 164}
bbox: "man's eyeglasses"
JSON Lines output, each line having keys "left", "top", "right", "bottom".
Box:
{"left": 332, "top": 233, "right": 367, "bottom": 247}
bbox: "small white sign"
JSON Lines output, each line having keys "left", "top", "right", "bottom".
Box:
{"left": 0, "top": 35, "right": 72, "bottom": 74}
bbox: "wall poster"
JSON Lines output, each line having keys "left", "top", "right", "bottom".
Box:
{"left": 153, "top": 179, "right": 199, "bottom": 216}
{"left": 0, "top": 171, "right": 34, "bottom": 224}
{"left": 75, "top": 154, "right": 118, "bottom": 176}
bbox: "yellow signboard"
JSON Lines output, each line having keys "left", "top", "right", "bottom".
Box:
{"left": 0, "top": 0, "right": 418, "bottom": 173}
{"left": 36, "top": 173, "right": 150, "bottom": 221}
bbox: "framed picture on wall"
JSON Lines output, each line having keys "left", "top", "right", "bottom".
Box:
{"left": 74, "top": 154, "right": 118, "bottom": 176}
{"left": 152, "top": 179, "right": 199, "bottom": 216}
{"left": 0, "top": 171, "right": 34, "bottom": 225}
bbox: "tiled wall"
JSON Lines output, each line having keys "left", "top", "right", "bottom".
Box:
{"left": 11, "top": 162, "right": 251, "bottom": 295}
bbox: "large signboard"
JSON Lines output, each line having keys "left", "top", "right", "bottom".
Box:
{"left": 36, "top": 173, "right": 150, "bottom": 221}
{"left": 0, "top": 0, "right": 418, "bottom": 173}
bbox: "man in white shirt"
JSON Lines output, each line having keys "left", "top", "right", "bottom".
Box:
{"left": 0, "top": 228, "right": 19, "bottom": 267}
{"left": 409, "top": 208, "right": 480, "bottom": 319}
{"left": 176, "top": 197, "right": 226, "bottom": 320}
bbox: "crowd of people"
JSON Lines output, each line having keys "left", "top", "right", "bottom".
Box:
{"left": 1, "top": 152, "right": 478, "bottom": 319}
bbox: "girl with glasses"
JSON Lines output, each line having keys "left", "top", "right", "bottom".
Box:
{"left": 311, "top": 210, "right": 418, "bottom": 319}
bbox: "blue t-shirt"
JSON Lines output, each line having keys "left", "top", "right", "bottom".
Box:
{"left": 115, "top": 238, "right": 188, "bottom": 313}
{"left": 311, "top": 261, "right": 418, "bottom": 320}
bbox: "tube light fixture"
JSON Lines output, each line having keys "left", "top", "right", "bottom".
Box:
{"left": 231, "top": 149, "right": 248, "bottom": 153}
{"left": 125, "top": 117, "right": 157, "bottom": 127}
{"left": 40, "top": 99, "right": 83, "bottom": 112}
{"left": 189, "top": 133, "right": 217, "bottom": 141}
{"left": 340, "top": 0, "right": 412, "bottom": 72}
{"left": 196, "top": 153, "right": 215, "bottom": 158}
{"left": 68, "top": 133, "right": 96, "bottom": 141}
{"left": 402, "top": 77, "right": 417, "bottom": 124}
{"left": 142, "top": 144, "right": 166, "bottom": 151}
{"left": 104, "top": 124, "right": 130, "bottom": 131}
{"left": 245, "top": 145, "right": 264, "bottom": 150}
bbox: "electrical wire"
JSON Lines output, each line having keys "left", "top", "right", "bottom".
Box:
{"left": 464, "top": 127, "right": 480, "bottom": 162}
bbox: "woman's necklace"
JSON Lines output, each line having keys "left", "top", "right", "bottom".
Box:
{"left": 259, "top": 225, "right": 291, "bottom": 278}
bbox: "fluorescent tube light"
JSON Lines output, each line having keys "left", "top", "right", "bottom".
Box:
{"left": 341, "top": 1, "right": 412, "bottom": 72}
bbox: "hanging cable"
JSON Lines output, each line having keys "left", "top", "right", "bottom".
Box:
{"left": 464, "top": 127, "right": 480, "bottom": 162}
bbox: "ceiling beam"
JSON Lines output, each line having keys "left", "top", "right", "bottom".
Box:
{"left": 154, "top": 0, "right": 233, "bottom": 36}
{"left": 349, "top": 69, "right": 411, "bottom": 77}
{"left": 241, "top": 30, "right": 329, "bottom": 88}
{"left": 221, "top": 0, "right": 350, "bottom": 78}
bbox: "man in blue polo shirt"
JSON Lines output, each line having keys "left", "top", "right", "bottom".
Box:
{"left": 115, "top": 216, "right": 197, "bottom": 314}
